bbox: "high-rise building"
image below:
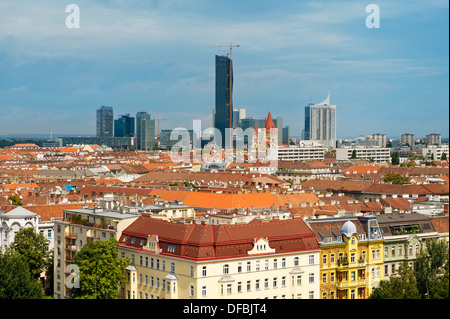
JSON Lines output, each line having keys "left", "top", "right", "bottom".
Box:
{"left": 401, "top": 133, "right": 415, "bottom": 147}
{"left": 96, "top": 106, "right": 114, "bottom": 137}
{"left": 136, "top": 111, "right": 156, "bottom": 150}
{"left": 214, "top": 55, "right": 233, "bottom": 148}
{"left": 114, "top": 114, "right": 135, "bottom": 137}
{"left": 425, "top": 133, "right": 441, "bottom": 146}
{"left": 304, "top": 91, "right": 336, "bottom": 149}
{"left": 371, "top": 133, "right": 387, "bottom": 148}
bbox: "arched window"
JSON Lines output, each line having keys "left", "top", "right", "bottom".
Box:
{"left": 223, "top": 264, "right": 229, "bottom": 274}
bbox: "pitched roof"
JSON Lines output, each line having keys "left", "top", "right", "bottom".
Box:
{"left": 120, "top": 216, "right": 319, "bottom": 260}
{"left": 265, "top": 111, "right": 275, "bottom": 131}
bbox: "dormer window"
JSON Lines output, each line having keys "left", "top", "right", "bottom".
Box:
{"left": 248, "top": 237, "right": 275, "bottom": 255}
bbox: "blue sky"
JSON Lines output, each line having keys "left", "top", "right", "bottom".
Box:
{"left": 0, "top": 0, "right": 448, "bottom": 139}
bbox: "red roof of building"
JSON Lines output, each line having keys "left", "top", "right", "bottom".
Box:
{"left": 120, "top": 216, "right": 319, "bottom": 261}
{"left": 265, "top": 111, "right": 275, "bottom": 131}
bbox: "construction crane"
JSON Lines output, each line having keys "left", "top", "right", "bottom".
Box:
{"left": 154, "top": 116, "right": 167, "bottom": 148}
{"left": 209, "top": 42, "right": 240, "bottom": 148}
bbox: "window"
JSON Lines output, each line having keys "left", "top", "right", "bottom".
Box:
{"left": 202, "top": 266, "right": 207, "bottom": 277}
{"left": 309, "top": 291, "right": 314, "bottom": 299}
{"left": 264, "top": 278, "right": 269, "bottom": 289}
{"left": 139, "top": 256, "right": 143, "bottom": 266}
{"left": 322, "top": 254, "right": 327, "bottom": 265}
{"left": 273, "top": 277, "right": 278, "bottom": 288}
{"left": 223, "top": 264, "right": 229, "bottom": 274}
{"left": 351, "top": 271, "right": 355, "bottom": 281}
{"left": 391, "top": 246, "right": 396, "bottom": 256}
{"left": 170, "top": 262, "right": 175, "bottom": 274}
{"left": 247, "top": 261, "right": 251, "bottom": 272}
{"left": 330, "top": 254, "right": 335, "bottom": 264}
{"left": 282, "top": 276, "right": 286, "bottom": 287}
{"left": 156, "top": 259, "right": 160, "bottom": 270}
{"left": 297, "top": 275, "right": 302, "bottom": 286}
{"left": 309, "top": 255, "right": 315, "bottom": 265}
{"left": 202, "top": 286, "right": 207, "bottom": 297}
{"left": 247, "top": 281, "right": 251, "bottom": 291}
{"left": 294, "top": 257, "right": 299, "bottom": 266}
{"left": 190, "top": 266, "right": 194, "bottom": 277}
{"left": 330, "top": 272, "right": 335, "bottom": 282}
{"left": 168, "top": 244, "right": 176, "bottom": 253}
{"left": 322, "top": 273, "right": 327, "bottom": 283}
{"left": 237, "top": 282, "right": 242, "bottom": 293}
{"left": 227, "top": 284, "right": 232, "bottom": 295}
{"left": 255, "top": 279, "right": 260, "bottom": 290}
{"left": 281, "top": 258, "right": 286, "bottom": 268}
{"left": 398, "top": 246, "right": 402, "bottom": 256}
{"left": 237, "top": 262, "right": 242, "bottom": 273}
{"left": 273, "top": 259, "right": 278, "bottom": 269}
{"left": 145, "top": 257, "right": 148, "bottom": 267}
{"left": 190, "top": 285, "right": 194, "bottom": 297}
{"left": 351, "top": 253, "right": 355, "bottom": 263}
{"left": 351, "top": 237, "right": 355, "bottom": 245}
{"left": 265, "top": 259, "right": 269, "bottom": 270}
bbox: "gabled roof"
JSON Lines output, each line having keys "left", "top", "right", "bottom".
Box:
{"left": 120, "top": 216, "right": 319, "bottom": 260}
{"left": 3, "top": 206, "right": 37, "bottom": 218}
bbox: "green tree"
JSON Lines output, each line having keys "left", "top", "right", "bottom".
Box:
{"left": 383, "top": 173, "right": 409, "bottom": 184}
{"left": 391, "top": 151, "right": 400, "bottom": 165}
{"left": 441, "top": 152, "right": 447, "bottom": 161}
{"left": 13, "top": 228, "right": 52, "bottom": 279}
{"left": 70, "top": 238, "right": 129, "bottom": 299}
{"left": 370, "top": 262, "right": 421, "bottom": 299}
{"left": 0, "top": 249, "right": 43, "bottom": 299}
{"left": 350, "top": 150, "right": 357, "bottom": 159}
{"left": 8, "top": 194, "right": 22, "bottom": 206}
{"left": 414, "top": 239, "right": 449, "bottom": 299}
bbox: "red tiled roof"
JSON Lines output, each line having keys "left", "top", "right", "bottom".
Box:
{"left": 120, "top": 216, "right": 319, "bottom": 260}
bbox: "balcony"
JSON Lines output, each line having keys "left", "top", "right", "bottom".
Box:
{"left": 65, "top": 244, "right": 77, "bottom": 251}
{"left": 65, "top": 232, "right": 77, "bottom": 239}
{"left": 336, "top": 277, "right": 366, "bottom": 288}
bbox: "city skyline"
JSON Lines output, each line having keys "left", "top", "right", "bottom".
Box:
{"left": 0, "top": 0, "right": 448, "bottom": 138}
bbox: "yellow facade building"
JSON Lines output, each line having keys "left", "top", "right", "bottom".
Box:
{"left": 306, "top": 215, "right": 384, "bottom": 299}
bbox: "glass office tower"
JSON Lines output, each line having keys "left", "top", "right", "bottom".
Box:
{"left": 114, "top": 114, "right": 135, "bottom": 137}
{"left": 96, "top": 106, "right": 114, "bottom": 137}
{"left": 136, "top": 111, "right": 156, "bottom": 150}
{"left": 214, "top": 55, "right": 233, "bottom": 148}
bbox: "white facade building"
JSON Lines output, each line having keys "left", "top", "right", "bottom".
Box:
{"left": 336, "top": 147, "right": 391, "bottom": 163}
{"left": 0, "top": 206, "right": 40, "bottom": 250}
{"left": 304, "top": 91, "right": 337, "bottom": 149}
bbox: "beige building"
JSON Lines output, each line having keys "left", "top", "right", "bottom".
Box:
{"left": 118, "top": 216, "right": 321, "bottom": 299}
{"left": 53, "top": 197, "right": 140, "bottom": 299}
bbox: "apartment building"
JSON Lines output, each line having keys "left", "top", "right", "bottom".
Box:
{"left": 377, "top": 213, "right": 439, "bottom": 280}
{"left": 53, "top": 198, "right": 140, "bottom": 299}
{"left": 118, "top": 216, "right": 321, "bottom": 299}
{"left": 306, "top": 215, "right": 384, "bottom": 299}
{"left": 277, "top": 146, "right": 325, "bottom": 162}
{"left": 336, "top": 147, "right": 391, "bottom": 163}
{"left": 275, "top": 161, "right": 338, "bottom": 184}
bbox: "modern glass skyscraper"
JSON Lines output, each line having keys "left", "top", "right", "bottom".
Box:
{"left": 304, "top": 92, "right": 336, "bottom": 149}
{"left": 214, "top": 55, "right": 233, "bottom": 148}
{"left": 96, "top": 106, "right": 113, "bottom": 137}
{"left": 114, "top": 114, "right": 135, "bottom": 137}
{"left": 136, "top": 111, "right": 156, "bottom": 150}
